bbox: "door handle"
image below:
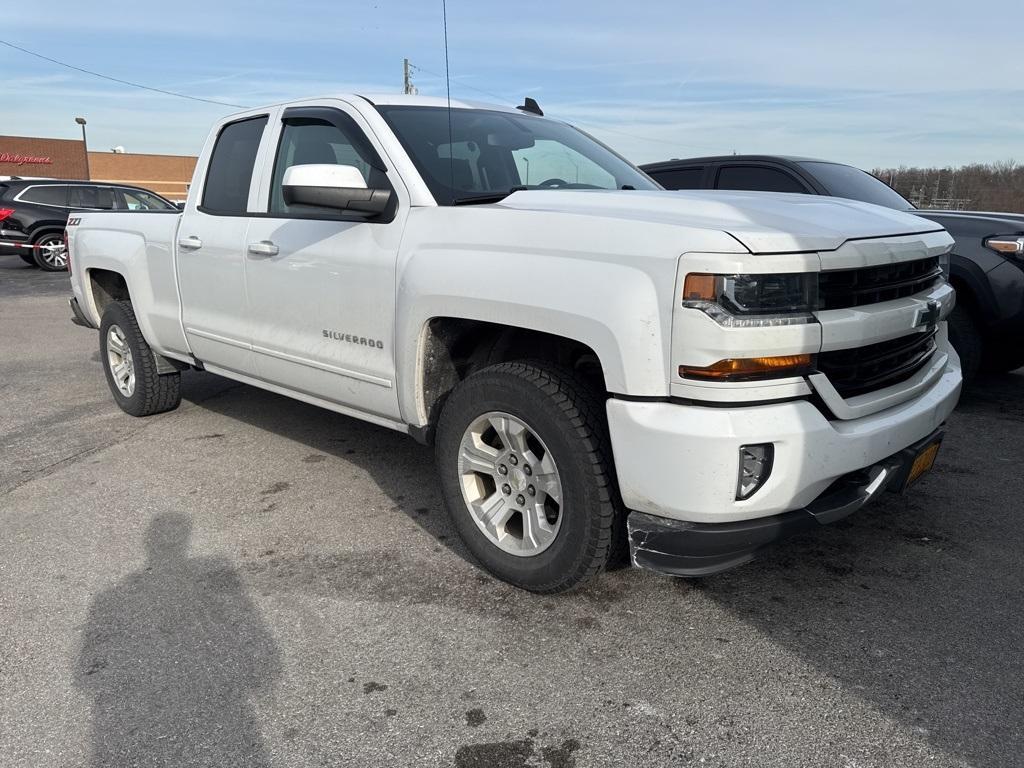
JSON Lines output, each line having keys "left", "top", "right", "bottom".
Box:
{"left": 177, "top": 236, "right": 203, "bottom": 251}
{"left": 247, "top": 240, "right": 279, "bottom": 257}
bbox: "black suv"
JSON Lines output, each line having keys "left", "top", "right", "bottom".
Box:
{"left": 0, "top": 179, "right": 177, "bottom": 271}
{"left": 642, "top": 155, "right": 1024, "bottom": 380}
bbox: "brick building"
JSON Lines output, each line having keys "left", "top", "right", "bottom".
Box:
{"left": 0, "top": 135, "right": 197, "bottom": 201}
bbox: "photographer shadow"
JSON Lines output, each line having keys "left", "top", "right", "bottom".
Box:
{"left": 76, "top": 513, "right": 282, "bottom": 767}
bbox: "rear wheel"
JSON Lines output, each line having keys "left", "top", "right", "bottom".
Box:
{"left": 32, "top": 233, "right": 68, "bottom": 271}
{"left": 435, "top": 360, "right": 623, "bottom": 593}
{"left": 99, "top": 300, "right": 181, "bottom": 416}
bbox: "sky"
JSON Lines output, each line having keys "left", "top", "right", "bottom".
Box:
{"left": 2, "top": 0, "right": 1022, "bottom": 170}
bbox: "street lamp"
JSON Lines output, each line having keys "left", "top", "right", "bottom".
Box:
{"left": 522, "top": 157, "right": 530, "bottom": 185}
{"left": 75, "top": 117, "right": 90, "bottom": 180}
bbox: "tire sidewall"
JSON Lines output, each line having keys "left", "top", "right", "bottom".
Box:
{"left": 99, "top": 303, "right": 149, "bottom": 416}
{"left": 436, "top": 367, "right": 606, "bottom": 590}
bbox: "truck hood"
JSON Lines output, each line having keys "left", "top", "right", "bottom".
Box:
{"left": 495, "top": 189, "right": 945, "bottom": 254}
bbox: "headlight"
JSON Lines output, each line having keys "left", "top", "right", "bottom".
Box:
{"left": 683, "top": 272, "right": 817, "bottom": 327}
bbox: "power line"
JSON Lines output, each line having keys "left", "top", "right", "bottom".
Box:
{"left": 0, "top": 39, "right": 246, "bottom": 109}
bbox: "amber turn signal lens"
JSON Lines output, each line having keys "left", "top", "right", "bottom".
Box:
{"left": 680, "top": 354, "right": 814, "bottom": 381}
{"left": 683, "top": 273, "right": 718, "bottom": 301}
{"left": 986, "top": 237, "right": 1024, "bottom": 255}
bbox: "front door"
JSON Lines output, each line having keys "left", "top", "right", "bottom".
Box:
{"left": 243, "top": 105, "right": 405, "bottom": 420}
{"left": 176, "top": 115, "right": 269, "bottom": 376}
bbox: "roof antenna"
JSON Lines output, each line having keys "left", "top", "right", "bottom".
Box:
{"left": 442, "top": 0, "right": 454, "bottom": 204}
{"left": 517, "top": 97, "right": 543, "bottom": 117}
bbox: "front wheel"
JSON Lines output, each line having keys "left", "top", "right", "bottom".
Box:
{"left": 99, "top": 300, "right": 182, "bottom": 416}
{"left": 435, "top": 361, "right": 623, "bottom": 593}
{"left": 32, "top": 233, "right": 68, "bottom": 271}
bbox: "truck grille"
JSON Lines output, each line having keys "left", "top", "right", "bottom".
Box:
{"left": 818, "top": 330, "right": 937, "bottom": 398}
{"left": 818, "top": 257, "right": 942, "bottom": 310}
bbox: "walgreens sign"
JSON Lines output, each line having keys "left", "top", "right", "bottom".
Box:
{"left": 0, "top": 153, "right": 53, "bottom": 166}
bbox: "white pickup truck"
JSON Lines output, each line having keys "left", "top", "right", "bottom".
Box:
{"left": 67, "top": 94, "right": 962, "bottom": 592}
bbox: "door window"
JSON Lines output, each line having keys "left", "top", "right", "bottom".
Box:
{"left": 716, "top": 165, "right": 808, "bottom": 194}
{"left": 269, "top": 118, "right": 385, "bottom": 216}
{"left": 68, "top": 186, "right": 117, "bottom": 209}
{"left": 118, "top": 188, "right": 176, "bottom": 210}
{"left": 649, "top": 167, "right": 704, "bottom": 190}
{"left": 201, "top": 116, "right": 268, "bottom": 214}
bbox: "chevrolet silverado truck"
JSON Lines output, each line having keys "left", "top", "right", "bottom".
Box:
{"left": 642, "top": 155, "right": 1024, "bottom": 380}
{"left": 66, "top": 95, "right": 962, "bottom": 592}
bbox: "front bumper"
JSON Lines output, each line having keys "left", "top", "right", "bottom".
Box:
{"left": 627, "top": 429, "right": 942, "bottom": 576}
{"left": 606, "top": 348, "right": 960, "bottom": 525}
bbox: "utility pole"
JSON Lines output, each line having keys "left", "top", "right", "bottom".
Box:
{"left": 403, "top": 58, "right": 417, "bottom": 95}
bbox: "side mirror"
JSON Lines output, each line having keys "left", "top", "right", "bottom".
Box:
{"left": 282, "top": 164, "right": 391, "bottom": 216}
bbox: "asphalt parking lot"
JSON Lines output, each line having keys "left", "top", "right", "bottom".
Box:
{"left": 1, "top": 258, "right": 1022, "bottom": 768}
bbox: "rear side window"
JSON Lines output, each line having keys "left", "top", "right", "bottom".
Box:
{"left": 69, "top": 186, "right": 116, "bottom": 209}
{"left": 716, "top": 165, "right": 808, "bottom": 194}
{"left": 19, "top": 185, "right": 69, "bottom": 206}
{"left": 202, "top": 116, "right": 268, "bottom": 214}
{"left": 649, "top": 167, "right": 704, "bottom": 190}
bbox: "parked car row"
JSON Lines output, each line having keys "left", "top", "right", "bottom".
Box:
{"left": 0, "top": 179, "right": 178, "bottom": 271}
{"left": 642, "top": 155, "right": 1024, "bottom": 380}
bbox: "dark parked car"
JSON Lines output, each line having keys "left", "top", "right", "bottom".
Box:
{"left": 0, "top": 179, "right": 177, "bottom": 271}
{"left": 642, "top": 155, "right": 1024, "bottom": 379}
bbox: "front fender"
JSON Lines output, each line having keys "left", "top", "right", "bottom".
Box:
{"left": 396, "top": 246, "right": 675, "bottom": 425}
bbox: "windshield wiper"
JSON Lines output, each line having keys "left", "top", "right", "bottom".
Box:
{"left": 450, "top": 186, "right": 528, "bottom": 206}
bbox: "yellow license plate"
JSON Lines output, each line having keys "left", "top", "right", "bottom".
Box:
{"left": 906, "top": 441, "right": 941, "bottom": 488}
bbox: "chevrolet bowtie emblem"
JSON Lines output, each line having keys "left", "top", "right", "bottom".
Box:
{"left": 915, "top": 300, "right": 941, "bottom": 330}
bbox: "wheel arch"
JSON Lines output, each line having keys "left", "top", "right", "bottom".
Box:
{"left": 410, "top": 317, "right": 612, "bottom": 442}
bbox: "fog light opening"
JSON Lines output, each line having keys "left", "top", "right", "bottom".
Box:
{"left": 737, "top": 443, "right": 774, "bottom": 500}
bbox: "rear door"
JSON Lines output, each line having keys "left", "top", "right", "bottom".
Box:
{"left": 176, "top": 114, "right": 272, "bottom": 376}
{"left": 242, "top": 102, "right": 406, "bottom": 420}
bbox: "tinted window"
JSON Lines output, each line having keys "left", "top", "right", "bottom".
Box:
{"left": 118, "top": 188, "right": 176, "bottom": 211}
{"left": 799, "top": 161, "right": 912, "bottom": 210}
{"left": 649, "top": 167, "right": 704, "bottom": 190}
{"left": 269, "top": 118, "right": 385, "bottom": 215}
{"left": 69, "top": 186, "right": 116, "bottom": 209}
{"left": 717, "top": 165, "right": 808, "bottom": 194}
{"left": 202, "top": 116, "right": 268, "bottom": 214}
{"left": 377, "top": 106, "right": 658, "bottom": 204}
{"left": 19, "top": 185, "right": 69, "bottom": 206}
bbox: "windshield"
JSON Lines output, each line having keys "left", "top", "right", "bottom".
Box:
{"left": 376, "top": 105, "right": 659, "bottom": 204}
{"left": 799, "top": 161, "right": 913, "bottom": 211}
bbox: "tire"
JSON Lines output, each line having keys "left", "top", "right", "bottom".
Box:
{"left": 32, "top": 232, "right": 68, "bottom": 271}
{"left": 99, "top": 300, "right": 181, "bottom": 417}
{"left": 948, "top": 305, "right": 983, "bottom": 382}
{"left": 435, "top": 360, "right": 624, "bottom": 593}
{"left": 19, "top": 253, "right": 38, "bottom": 266}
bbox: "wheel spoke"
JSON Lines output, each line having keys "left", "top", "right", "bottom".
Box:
{"left": 522, "top": 503, "right": 557, "bottom": 550}
{"left": 473, "top": 491, "right": 512, "bottom": 539}
{"left": 460, "top": 439, "right": 499, "bottom": 476}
